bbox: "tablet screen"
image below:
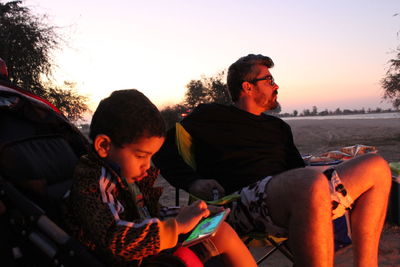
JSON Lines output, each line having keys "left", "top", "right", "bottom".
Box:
{"left": 182, "top": 208, "right": 230, "bottom": 247}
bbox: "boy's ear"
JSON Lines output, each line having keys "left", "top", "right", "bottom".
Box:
{"left": 94, "top": 134, "right": 112, "bottom": 158}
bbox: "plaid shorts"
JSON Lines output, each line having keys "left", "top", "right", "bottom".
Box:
{"left": 227, "top": 167, "right": 354, "bottom": 237}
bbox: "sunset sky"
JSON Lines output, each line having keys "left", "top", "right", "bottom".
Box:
{"left": 26, "top": 0, "right": 399, "bottom": 114}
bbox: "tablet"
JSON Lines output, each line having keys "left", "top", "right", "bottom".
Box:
{"left": 182, "top": 208, "right": 230, "bottom": 247}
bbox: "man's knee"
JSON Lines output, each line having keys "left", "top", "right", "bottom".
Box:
{"left": 367, "top": 154, "right": 392, "bottom": 191}
{"left": 273, "top": 169, "right": 331, "bottom": 205}
{"left": 294, "top": 170, "right": 331, "bottom": 205}
{"left": 336, "top": 153, "right": 391, "bottom": 200}
{"left": 266, "top": 169, "right": 331, "bottom": 227}
{"left": 349, "top": 154, "right": 391, "bottom": 184}
{"left": 360, "top": 153, "right": 388, "bottom": 167}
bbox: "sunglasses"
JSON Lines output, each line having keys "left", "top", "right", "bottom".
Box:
{"left": 248, "top": 75, "right": 275, "bottom": 86}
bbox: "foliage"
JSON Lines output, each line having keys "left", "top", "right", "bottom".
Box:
{"left": 279, "top": 106, "right": 391, "bottom": 118}
{"left": 184, "top": 70, "right": 232, "bottom": 109}
{"left": 42, "top": 81, "right": 89, "bottom": 122}
{"left": 0, "top": 1, "right": 57, "bottom": 94}
{"left": 160, "top": 104, "right": 188, "bottom": 129}
{"left": 381, "top": 47, "right": 400, "bottom": 109}
{"left": 160, "top": 71, "right": 233, "bottom": 127}
{"left": 0, "top": 1, "right": 89, "bottom": 121}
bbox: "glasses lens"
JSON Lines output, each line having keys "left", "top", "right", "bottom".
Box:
{"left": 249, "top": 75, "right": 275, "bottom": 85}
{"left": 269, "top": 76, "right": 275, "bottom": 86}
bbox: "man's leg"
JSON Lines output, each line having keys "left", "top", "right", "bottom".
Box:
{"left": 265, "top": 168, "right": 334, "bottom": 267}
{"left": 334, "top": 153, "right": 391, "bottom": 267}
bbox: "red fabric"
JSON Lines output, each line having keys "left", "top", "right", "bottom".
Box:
{"left": 173, "top": 246, "right": 204, "bottom": 267}
{"left": 11, "top": 86, "right": 61, "bottom": 113}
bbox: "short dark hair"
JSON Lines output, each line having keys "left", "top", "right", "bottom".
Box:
{"left": 227, "top": 54, "right": 274, "bottom": 102}
{"left": 89, "top": 89, "right": 166, "bottom": 147}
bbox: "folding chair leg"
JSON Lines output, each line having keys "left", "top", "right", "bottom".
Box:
{"left": 255, "top": 245, "right": 279, "bottom": 265}
{"left": 259, "top": 237, "right": 293, "bottom": 264}
{"left": 244, "top": 236, "right": 293, "bottom": 265}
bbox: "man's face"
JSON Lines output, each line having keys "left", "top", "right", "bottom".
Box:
{"left": 250, "top": 65, "right": 279, "bottom": 111}
{"left": 107, "top": 136, "right": 164, "bottom": 183}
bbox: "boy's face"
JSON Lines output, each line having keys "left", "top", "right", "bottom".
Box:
{"left": 107, "top": 136, "right": 165, "bottom": 183}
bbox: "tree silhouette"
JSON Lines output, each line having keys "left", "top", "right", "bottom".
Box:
{"left": 381, "top": 47, "right": 400, "bottom": 109}
{"left": 161, "top": 71, "right": 233, "bottom": 127}
{"left": 184, "top": 71, "right": 232, "bottom": 109}
{"left": 42, "top": 81, "right": 88, "bottom": 122}
{"left": 159, "top": 104, "right": 188, "bottom": 129}
{"left": 0, "top": 1, "right": 88, "bottom": 121}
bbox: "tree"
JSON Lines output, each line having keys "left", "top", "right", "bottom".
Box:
{"left": 184, "top": 79, "right": 208, "bottom": 109}
{"left": 159, "top": 104, "right": 188, "bottom": 129}
{"left": 184, "top": 71, "right": 232, "bottom": 109}
{"left": 0, "top": 1, "right": 88, "bottom": 121}
{"left": 42, "top": 81, "right": 89, "bottom": 122}
{"left": 302, "top": 108, "right": 311, "bottom": 116}
{"left": 333, "top": 108, "right": 342, "bottom": 115}
{"left": 381, "top": 47, "right": 400, "bottom": 109}
{"left": 311, "top": 106, "right": 318, "bottom": 116}
{"left": 160, "top": 71, "right": 232, "bottom": 126}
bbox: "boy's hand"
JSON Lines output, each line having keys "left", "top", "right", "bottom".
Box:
{"left": 175, "top": 200, "right": 210, "bottom": 234}
{"left": 207, "top": 205, "right": 224, "bottom": 215}
{"left": 188, "top": 179, "right": 225, "bottom": 201}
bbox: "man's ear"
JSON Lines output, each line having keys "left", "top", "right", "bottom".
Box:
{"left": 241, "top": 81, "right": 253, "bottom": 95}
{"left": 94, "top": 134, "right": 112, "bottom": 158}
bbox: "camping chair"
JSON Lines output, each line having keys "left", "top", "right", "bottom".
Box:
{"left": 172, "top": 122, "right": 353, "bottom": 264}
{"left": 173, "top": 122, "right": 294, "bottom": 265}
{"left": 0, "top": 83, "right": 105, "bottom": 266}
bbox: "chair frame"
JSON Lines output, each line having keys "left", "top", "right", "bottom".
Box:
{"left": 175, "top": 187, "right": 293, "bottom": 265}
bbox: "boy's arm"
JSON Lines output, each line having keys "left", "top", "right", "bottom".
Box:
{"left": 72, "top": 174, "right": 179, "bottom": 261}
{"left": 153, "top": 127, "right": 201, "bottom": 191}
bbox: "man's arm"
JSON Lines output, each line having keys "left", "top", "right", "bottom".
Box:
{"left": 285, "top": 123, "right": 306, "bottom": 169}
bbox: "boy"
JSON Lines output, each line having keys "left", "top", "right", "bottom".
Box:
{"left": 64, "top": 89, "right": 256, "bottom": 267}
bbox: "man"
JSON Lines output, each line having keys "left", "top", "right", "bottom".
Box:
{"left": 153, "top": 54, "right": 391, "bottom": 267}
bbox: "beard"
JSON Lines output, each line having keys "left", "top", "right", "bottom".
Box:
{"left": 255, "top": 90, "right": 278, "bottom": 111}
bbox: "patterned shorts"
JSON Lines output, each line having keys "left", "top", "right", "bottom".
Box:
{"left": 227, "top": 167, "right": 354, "bottom": 237}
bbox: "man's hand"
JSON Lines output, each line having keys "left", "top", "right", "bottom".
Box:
{"left": 175, "top": 200, "right": 209, "bottom": 234}
{"left": 188, "top": 179, "right": 225, "bottom": 201}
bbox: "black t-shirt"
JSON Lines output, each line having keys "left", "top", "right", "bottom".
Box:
{"left": 154, "top": 103, "right": 305, "bottom": 194}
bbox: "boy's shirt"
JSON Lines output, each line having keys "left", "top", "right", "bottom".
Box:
{"left": 64, "top": 150, "right": 180, "bottom": 266}
{"left": 104, "top": 158, "right": 151, "bottom": 220}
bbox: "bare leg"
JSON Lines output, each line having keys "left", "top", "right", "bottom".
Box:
{"left": 335, "top": 154, "right": 391, "bottom": 267}
{"left": 266, "top": 168, "right": 334, "bottom": 267}
{"left": 210, "top": 222, "right": 257, "bottom": 267}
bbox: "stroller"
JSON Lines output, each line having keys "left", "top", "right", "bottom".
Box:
{"left": 0, "top": 79, "right": 105, "bottom": 266}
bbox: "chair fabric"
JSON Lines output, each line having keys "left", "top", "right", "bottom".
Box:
{"left": 0, "top": 84, "right": 103, "bottom": 266}
{"left": 175, "top": 122, "right": 197, "bottom": 170}
{"left": 174, "top": 122, "right": 293, "bottom": 265}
